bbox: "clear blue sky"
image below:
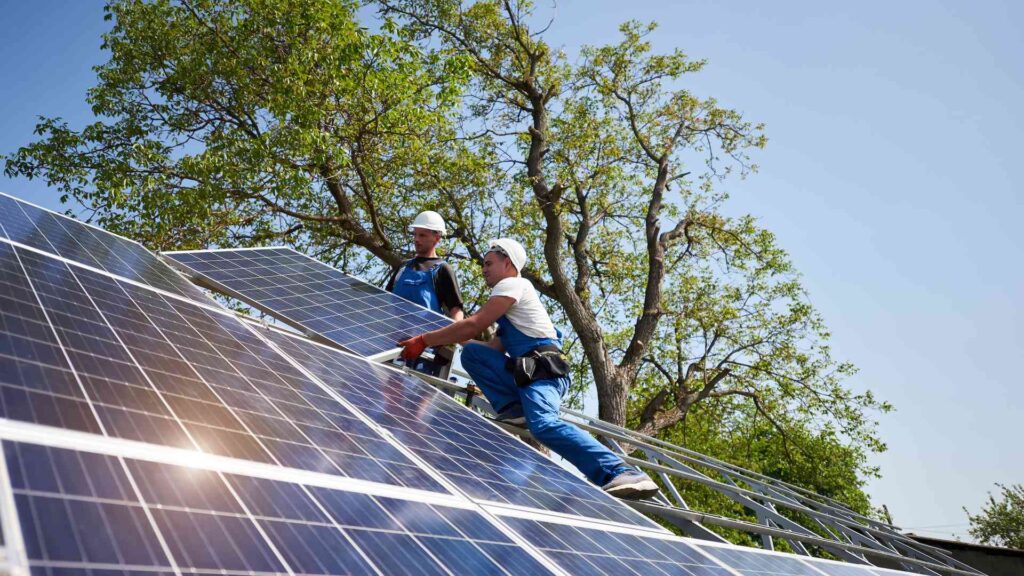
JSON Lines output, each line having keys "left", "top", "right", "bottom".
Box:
{"left": 1, "top": 1, "right": 1021, "bottom": 542}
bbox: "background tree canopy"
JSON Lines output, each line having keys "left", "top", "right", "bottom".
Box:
{"left": 3, "top": 0, "right": 892, "bottom": 519}
{"left": 965, "top": 484, "right": 1024, "bottom": 549}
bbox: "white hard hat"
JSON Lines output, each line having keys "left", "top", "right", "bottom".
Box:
{"left": 409, "top": 211, "right": 446, "bottom": 236}
{"left": 487, "top": 238, "right": 527, "bottom": 276}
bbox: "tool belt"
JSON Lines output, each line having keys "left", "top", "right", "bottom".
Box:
{"left": 505, "top": 344, "right": 570, "bottom": 387}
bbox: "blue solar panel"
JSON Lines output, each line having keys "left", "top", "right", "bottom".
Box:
{"left": 0, "top": 242, "right": 443, "bottom": 491}
{"left": 504, "top": 516, "right": 736, "bottom": 576}
{"left": 696, "top": 544, "right": 825, "bottom": 576}
{"left": 264, "top": 325, "right": 664, "bottom": 530}
{"left": 164, "top": 247, "right": 451, "bottom": 357}
{"left": 4, "top": 440, "right": 551, "bottom": 576}
{"left": 0, "top": 194, "right": 921, "bottom": 576}
{"left": 796, "top": 559, "right": 884, "bottom": 576}
{"left": 0, "top": 193, "right": 209, "bottom": 301}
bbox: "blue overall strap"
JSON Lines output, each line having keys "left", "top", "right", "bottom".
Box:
{"left": 495, "top": 316, "right": 561, "bottom": 359}
{"left": 391, "top": 259, "right": 443, "bottom": 313}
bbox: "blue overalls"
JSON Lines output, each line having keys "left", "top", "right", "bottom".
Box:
{"left": 392, "top": 261, "right": 444, "bottom": 376}
{"left": 392, "top": 260, "right": 443, "bottom": 313}
{"left": 460, "top": 316, "right": 630, "bottom": 486}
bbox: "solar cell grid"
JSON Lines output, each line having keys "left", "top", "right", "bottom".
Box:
{"left": 504, "top": 516, "right": 737, "bottom": 576}
{"left": 264, "top": 325, "right": 664, "bottom": 530}
{"left": 0, "top": 243, "right": 444, "bottom": 492}
{"left": 0, "top": 194, "right": 929, "bottom": 576}
{"left": 798, "top": 561, "right": 881, "bottom": 576}
{"left": 164, "top": 248, "right": 451, "bottom": 357}
{"left": 696, "top": 545, "right": 826, "bottom": 576}
{"left": 0, "top": 193, "right": 208, "bottom": 301}
{"left": 3, "top": 440, "right": 555, "bottom": 576}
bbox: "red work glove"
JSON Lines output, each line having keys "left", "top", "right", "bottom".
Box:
{"left": 398, "top": 335, "right": 428, "bottom": 362}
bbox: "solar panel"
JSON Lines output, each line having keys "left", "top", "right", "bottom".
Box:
{"left": 163, "top": 247, "right": 452, "bottom": 357}
{"left": 0, "top": 192, "right": 209, "bottom": 301}
{"left": 0, "top": 195, "right": 934, "bottom": 576}
{"left": 504, "top": 516, "right": 738, "bottom": 576}
{"left": 0, "top": 241, "right": 444, "bottom": 491}
{"left": 693, "top": 543, "right": 895, "bottom": 576}
{"left": 797, "top": 559, "right": 884, "bottom": 576}
{"left": 695, "top": 543, "right": 826, "bottom": 576}
{"left": 2, "top": 440, "right": 555, "bottom": 576}
{"left": 263, "top": 323, "right": 664, "bottom": 530}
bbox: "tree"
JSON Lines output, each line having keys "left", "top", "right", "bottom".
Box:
{"left": 965, "top": 484, "right": 1024, "bottom": 549}
{"left": 4, "top": 0, "right": 487, "bottom": 278}
{"left": 372, "top": 0, "right": 890, "bottom": 469}
{"left": 5, "top": 0, "right": 890, "bottom": 504}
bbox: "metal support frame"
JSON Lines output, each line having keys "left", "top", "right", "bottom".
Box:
{"left": 407, "top": 368, "right": 986, "bottom": 576}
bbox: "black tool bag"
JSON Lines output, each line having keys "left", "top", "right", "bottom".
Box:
{"left": 506, "top": 345, "right": 570, "bottom": 387}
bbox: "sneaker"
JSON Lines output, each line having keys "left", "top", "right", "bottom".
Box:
{"left": 494, "top": 406, "right": 526, "bottom": 426}
{"left": 602, "top": 470, "right": 660, "bottom": 500}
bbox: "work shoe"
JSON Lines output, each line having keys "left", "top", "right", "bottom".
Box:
{"left": 494, "top": 406, "right": 526, "bottom": 426}
{"left": 602, "top": 469, "right": 660, "bottom": 500}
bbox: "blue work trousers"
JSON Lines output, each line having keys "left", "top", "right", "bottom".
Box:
{"left": 460, "top": 342, "right": 627, "bottom": 486}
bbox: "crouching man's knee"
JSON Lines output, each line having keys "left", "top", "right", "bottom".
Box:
{"left": 525, "top": 413, "right": 564, "bottom": 442}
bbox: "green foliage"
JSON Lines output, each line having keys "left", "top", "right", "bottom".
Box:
{"left": 965, "top": 484, "right": 1024, "bottom": 549}
{"left": 4, "top": 0, "right": 487, "bottom": 278}
{"left": 4, "top": 0, "right": 893, "bottom": 522}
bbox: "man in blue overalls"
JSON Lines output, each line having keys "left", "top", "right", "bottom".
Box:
{"left": 399, "top": 238, "right": 660, "bottom": 500}
{"left": 386, "top": 211, "right": 465, "bottom": 376}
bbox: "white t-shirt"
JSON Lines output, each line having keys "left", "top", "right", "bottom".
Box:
{"left": 490, "top": 277, "right": 558, "bottom": 339}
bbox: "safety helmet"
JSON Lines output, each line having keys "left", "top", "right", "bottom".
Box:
{"left": 409, "top": 211, "right": 446, "bottom": 236}
{"left": 486, "top": 238, "right": 527, "bottom": 276}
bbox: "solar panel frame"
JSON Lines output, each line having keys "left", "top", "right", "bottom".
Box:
{"left": 163, "top": 247, "right": 452, "bottom": 358}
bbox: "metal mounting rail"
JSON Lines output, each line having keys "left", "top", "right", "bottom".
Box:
{"left": 405, "top": 366, "right": 985, "bottom": 576}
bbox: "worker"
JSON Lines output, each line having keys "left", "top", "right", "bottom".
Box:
{"left": 399, "top": 238, "right": 660, "bottom": 500}
{"left": 387, "top": 210, "right": 465, "bottom": 376}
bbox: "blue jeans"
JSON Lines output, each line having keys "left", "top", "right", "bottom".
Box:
{"left": 460, "top": 342, "right": 628, "bottom": 486}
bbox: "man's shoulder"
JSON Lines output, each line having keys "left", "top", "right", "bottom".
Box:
{"left": 491, "top": 276, "right": 533, "bottom": 298}
{"left": 493, "top": 276, "right": 530, "bottom": 289}
{"left": 405, "top": 256, "right": 446, "bottom": 269}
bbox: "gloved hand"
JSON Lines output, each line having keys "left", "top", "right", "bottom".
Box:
{"left": 398, "top": 335, "right": 428, "bottom": 362}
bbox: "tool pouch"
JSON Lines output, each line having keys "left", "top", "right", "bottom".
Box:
{"left": 506, "top": 346, "right": 569, "bottom": 387}
{"left": 512, "top": 356, "right": 538, "bottom": 387}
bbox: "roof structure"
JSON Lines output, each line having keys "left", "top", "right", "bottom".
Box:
{"left": 0, "top": 190, "right": 986, "bottom": 576}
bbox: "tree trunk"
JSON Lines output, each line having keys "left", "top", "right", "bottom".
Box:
{"left": 595, "top": 368, "right": 631, "bottom": 427}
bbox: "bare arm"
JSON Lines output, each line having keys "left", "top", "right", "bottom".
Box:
{"left": 422, "top": 296, "right": 514, "bottom": 347}
{"left": 448, "top": 305, "right": 465, "bottom": 321}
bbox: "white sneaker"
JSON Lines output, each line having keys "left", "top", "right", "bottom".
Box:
{"left": 602, "top": 470, "right": 660, "bottom": 500}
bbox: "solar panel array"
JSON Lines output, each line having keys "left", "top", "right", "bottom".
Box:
{"left": 5, "top": 441, "right": 551, "bottom": 576}
{"left": 164, "top": 247, "right": 452, "bottom": 357}
{"left": 0, "top": 241, "right": 441, "bottom": 491}
{"left": 264, "top": 325, "right": 658, "bottom": 528}
{"left": 0, "top": 193, "right": 210, "bottom": 302}
{"left": 0, "top": 192, "right": 927, "bottom": 576}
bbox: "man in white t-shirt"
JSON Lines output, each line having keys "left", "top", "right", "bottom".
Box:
{"left": 399, "top": 238, "right": 659, "bottom": 499}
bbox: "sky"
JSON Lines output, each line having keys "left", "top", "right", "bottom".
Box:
{"left": 1, "top": 1, "right": 1021, "bottom": 543}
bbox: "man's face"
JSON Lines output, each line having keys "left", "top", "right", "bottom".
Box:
{"left": 412, "top": 227, "right": 440, "bottom": 255}
{"left": 482, "top": 251, "right": 511, "bottom": 287}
